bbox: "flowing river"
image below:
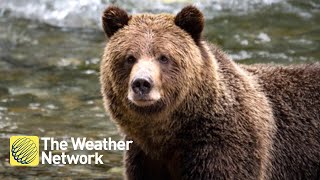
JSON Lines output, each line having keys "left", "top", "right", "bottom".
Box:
{"left": 0, "top": 0, "right": 319, "bottom": 179}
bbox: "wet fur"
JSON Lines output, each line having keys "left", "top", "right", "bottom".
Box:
{"left": 100, "top": 6, "right": 320, "bottom": 180}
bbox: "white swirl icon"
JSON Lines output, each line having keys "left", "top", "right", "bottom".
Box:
{"left": 11, "top": 137, "right": 38, "bottom": 164}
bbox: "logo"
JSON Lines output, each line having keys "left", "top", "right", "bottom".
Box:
{"left": 10, "top": 136, "right": 39, "bottom": 166}
{"left": 9, "top": 136, "right": 132, "bottom": 166}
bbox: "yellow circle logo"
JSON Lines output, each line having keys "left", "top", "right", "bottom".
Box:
{"left": 10, "top": 136, "right": 39, "bottom": 166}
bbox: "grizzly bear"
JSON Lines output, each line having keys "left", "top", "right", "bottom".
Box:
{"left": 100, "top": 6, "right": 320, "bottom": 180}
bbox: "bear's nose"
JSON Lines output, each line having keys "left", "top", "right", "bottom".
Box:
{"left": 131, "top": 78, "right": 153, "bottom": 95}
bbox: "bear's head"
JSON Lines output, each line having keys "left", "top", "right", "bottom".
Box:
{"left": 100, "top": 6, "right": 208, "bottom": 117}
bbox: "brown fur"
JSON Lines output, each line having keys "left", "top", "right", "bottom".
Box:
{"left": 100, "top": 6, "right": 320, "bottom": 180}
{"left": 102, "top": 6, "right": 130, "bottom": 37}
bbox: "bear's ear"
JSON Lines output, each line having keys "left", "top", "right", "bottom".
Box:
{"left": 102, "top": 6, "right": 130, "bottom": 38}
{"left": 174, "top": 6, "right": 204, "bottom": 44}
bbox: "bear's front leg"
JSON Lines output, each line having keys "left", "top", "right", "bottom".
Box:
{"left": 124, "top": 140, "right": 171, "bottom": 180}
{"left": 180, "top": 144, "right": 264, "bottom": 180}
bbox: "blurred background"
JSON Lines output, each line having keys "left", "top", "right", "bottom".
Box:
{"left": 0, "top": 0, "right": 319, "bottom": 179}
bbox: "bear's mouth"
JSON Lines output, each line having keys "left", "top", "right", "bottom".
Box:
{"left": 127, "top": 88, "right": 162, "bottom": 107}
{"left": 129, "top": 94, "right": 156, "bottom": 106}
{"left": 126, "top": 98, "right": 165, "bottom": 114}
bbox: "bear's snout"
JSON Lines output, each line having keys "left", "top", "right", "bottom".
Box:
{"left": 131, "top": 77, "right": 153, "bottom": 95}
{"left": 127, "top": 60, "right": 162, "bottom": 107}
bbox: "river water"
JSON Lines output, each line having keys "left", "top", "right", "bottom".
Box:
{"left": 0, "top": 0, "right": 319, "bottom": 179}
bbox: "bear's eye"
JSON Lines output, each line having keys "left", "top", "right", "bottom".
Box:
{"left": 126, "top": 55, "right": 136, "bottom": 65}
{"left": 159, "top": 55, "right": 169, "bottom": 64}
